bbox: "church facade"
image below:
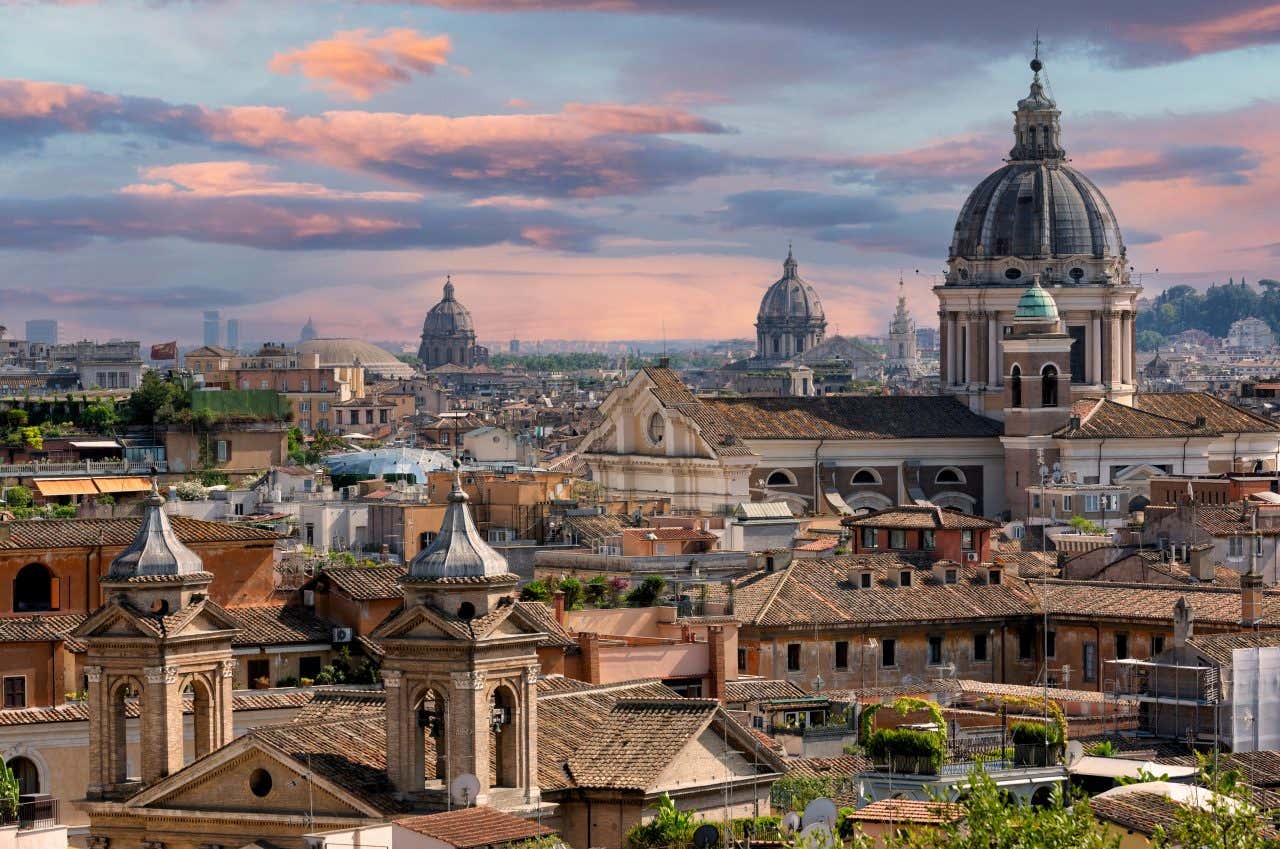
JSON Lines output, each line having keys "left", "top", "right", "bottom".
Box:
{"left": 582, "top": 56, "right": 1280, "bottom": 521}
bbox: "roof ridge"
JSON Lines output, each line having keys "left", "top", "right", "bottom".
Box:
{"left": 752, "top": 561, "right": 795, "bottom": 626}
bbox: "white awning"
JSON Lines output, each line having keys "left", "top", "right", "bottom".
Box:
{"left": 69, "top": 440, "right": 122, "bottom": 449}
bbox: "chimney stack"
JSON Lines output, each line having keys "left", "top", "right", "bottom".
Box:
{"left": 1173, "top": 596, "right": 1194, "bottom": 647}
{"left": 707, "top": 625, "right": 727, "bottom": 701}
{"left": 578, "top": 632, "right": 601, "bottom": 684}
{"left": 1188, "top": 544, "right": 1215, "bottom": 582}
{"left": 553, "top": 589, "right": 566, "bottom": 625}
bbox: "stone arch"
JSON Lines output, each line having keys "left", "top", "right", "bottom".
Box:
{"left": 765, "top": 469, "right": 797, "bottom": 488}
{"left": 844, "top": 491, "right": 893, "bottom": 514}
{"left": 1041, "top": 363, "right": 1059, "bottom": 408}
{"left": 3, "top": 753, "right": 43, "bottom": 794}
{"left": 183, "top": 671, "right": 218, "bottom": 760}
{"left": 931, "top": 491, "right": 978, "bottom": 512}
{"left": 1009, "top": 363, "right": 1023, "bottom": 408}
{"left": 13, "top": 563, "right": 54, "bottom": 612}
{"left": 934, "top": 466, "right": 966, "bottom": 485}
{"left": 107, "top": 676, "right": 143, "bottom": 784}
{"left": 490, "top": 681, "right": 521, "bottom": 789}
{"left": 411, "top": 682, "right": 450, "bottom": 787}
{"left": 850, "top": 467, "right": 882, "bottom": 485}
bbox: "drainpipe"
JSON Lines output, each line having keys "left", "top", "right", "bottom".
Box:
{"left": 813, "top": 438, "right": 826, "bottom": 515}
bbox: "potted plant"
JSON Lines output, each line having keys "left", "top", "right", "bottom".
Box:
{"left": 865, "top": 727, "right": 945, "bottom": 775}
{"left": 1011, "top": 721, "right": 1064, "bottom": 766}
{"left": 0, "top": 763, "right": 19, "bottom": 824}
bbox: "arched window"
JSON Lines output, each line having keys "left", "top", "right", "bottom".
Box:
{"left": 766, "top": 470, "right": 796, "bottom": 487}
{"left": 1010, "top": 364, "right": 1022, "bottom": 408}
{"left": 772, "top": 336, "right": 781, "bottom": 354}
{"left": 934, "top": 467, "right": 966, "bottom": 485}
{"left": 13, "top": 563, "right": 54, "bottom": 612}
{"left": 851, "top": 468, "right": 882, "bottom": 485}
{"left": 6, "top": 757, "right": 38, "bottom": 794}
{"left": 1041, "top": 364, "right": 1059, "bottom": 408}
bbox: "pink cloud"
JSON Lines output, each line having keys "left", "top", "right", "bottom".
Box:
{"left": 1129, "top": 3, "right": 1280, "bottom": 56}
{"left": 121, "top": 160, "right": 422, "bottom": 201}
{"left": 269, "top": 28, "right": 453, "bottom": 101}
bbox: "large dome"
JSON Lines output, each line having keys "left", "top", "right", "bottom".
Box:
{"left": 950, "top": 162, "right": 1123, "bottom": 260}
{"left": 757, "top": 248, "right": 825, "bottom": 323}
{"left": 945, "top": 57, "right": 1128, "bottom": 288}
{"left": 297, "top": 337, "right": 415, "bottom": 379}
{"left": 423, "top": 278, "right": 475, "bottom": 336}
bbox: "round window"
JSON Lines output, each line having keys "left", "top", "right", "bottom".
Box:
{"left": 1069, "top": 267, "right": 1085, "bottom": 281}
{"left": 1004, "top": 267, "right": 1023, "bottom": 281}
{"left": 647, "top": 413, "right": 665, "bottom": 444}
{"left": 458, "top": 601, "right": 476, "bottom": 621}
{"left": 249, "top": 768, "right": 272, "bottom": 797}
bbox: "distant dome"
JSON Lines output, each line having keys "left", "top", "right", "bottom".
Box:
{"left": 298, "top": 337, "right": 415, "bottom": 379}
{"left": 757, "top": 248, "right": 825, "bottom": 324}
{"left": 423, "top": 278, "right": 475, "bottom": 336}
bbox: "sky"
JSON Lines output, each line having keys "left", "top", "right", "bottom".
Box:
{"left": 4, "top": 1, "right": 1280, "bottom": 348}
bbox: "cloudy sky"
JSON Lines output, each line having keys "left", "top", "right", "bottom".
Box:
{"left": 3, "top": 0, "right": 1280, "bottom": 348}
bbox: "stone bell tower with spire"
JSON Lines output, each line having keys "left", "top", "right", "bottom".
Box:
{"left": 74, "top": 481, "right": 240, "bottom": 800}
{"left": 885, "top": 278, "right": 921, "bottom": 379}
{"left": 372, "top": 460, "right": 544, "bottom": 809}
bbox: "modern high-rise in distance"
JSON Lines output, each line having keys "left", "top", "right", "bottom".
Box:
{"left": 202, "top": 310, "right": 222, "bottom": 347}
{"left": 24, "top": 319, "right": 57, "bottom": 345}
{"left": 225, "top": 318, "right": 240, "bottom": 351}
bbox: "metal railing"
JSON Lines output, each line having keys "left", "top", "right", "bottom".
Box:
{"left": 0, "top": 459, "right": 168, "bottom": 477}
{"left": 4, "top": 797, "right": 59, "bottom": 830}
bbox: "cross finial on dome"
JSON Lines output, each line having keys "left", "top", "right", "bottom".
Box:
{"left": 1031, "top": 29, "right": 1043, "bottom": 77}
{"left": 783, "top": 243, "right": 797, "bottom": 277}
{"left": 443, "top": 275, "right": 455, "bottom": 299}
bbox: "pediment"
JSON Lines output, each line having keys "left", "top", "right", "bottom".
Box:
{"left": 128, "top": 736, "right": 382, "bottom": 818}
{"left": 74, "top": 602, "right": 161, "bottom": 640}
{"left": 370, "top": 603, "right": 469, "bottom": 641}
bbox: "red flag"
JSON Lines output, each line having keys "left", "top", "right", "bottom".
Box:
{"left": 150, "top": 341, "right": 178, "bottom": 361}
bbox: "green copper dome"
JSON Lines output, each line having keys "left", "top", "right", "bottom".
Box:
{"left": 1013, "top": 277, "right": 1059, "bottom": 323}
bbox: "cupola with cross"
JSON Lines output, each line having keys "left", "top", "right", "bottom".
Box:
{"left": 371, "top": 460, "right": 545, "bottom": 809}
{"left": 73, "top": 480, "right": 240, "bottom": 801}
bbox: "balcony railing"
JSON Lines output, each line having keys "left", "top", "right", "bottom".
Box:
{"left": 4, "top": 797, "right": 59, "bottom": 830}
{"left": 0, "top": 459, "right": 168, "bottom": 478}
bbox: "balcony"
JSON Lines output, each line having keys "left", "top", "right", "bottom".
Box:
{"left": 0, "top": 458, "right": 168, "bottom": 478}
{"left": 0, "top": 797, "right": 66, "bottom": 849}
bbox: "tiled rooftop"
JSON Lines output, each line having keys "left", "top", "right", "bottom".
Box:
{"left": 843, "top": 505, "right": 1000, "bottom": 531}
{"left": 230, "top": 603, "right": 336, "bottom": 646}
{"left": 0, "top": 515, "right": 281, "bottom": 549}
{"left": 394, "top": 807, "right": 554, "bottom": 848}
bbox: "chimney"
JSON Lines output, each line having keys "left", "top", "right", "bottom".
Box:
{"left": 707, "top": 625, "right": 727, "bottom": 701}
{"left": 1173, "top": 596, "right": 1194, "bottom": 647}
{"left": 1188, "top": 544, "right": 1214, "bottom": 582}
{"left": 553, "top": 589, "right": 566, "bottom": 625}
{"left": 578, "top": 632, "right": 601, "bottom": 684}
{"left": 1242, "top": 572, "right": 1264, "bottom": 626}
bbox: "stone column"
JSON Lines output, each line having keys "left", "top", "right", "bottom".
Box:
{"left": 382, "top": 669, "right": 410, "bottom": 794}
{"left": 1090, "top": 314, "right": 1102, "bottom": 384}
{"left": 987, "top": 316, "right": 999, "bottom": 386}
{"left": 450, "top": 670, "right": 490, "bottom": 804}
{"left": 1108, "top": 310, "right": 1123, "bottom": 387}
{"left": 522, "top": 665, "right": 541, "bottom": 804}
{"left": 945, "top": 313, "right": 957, "bottom": 385}
{"left": 218, "top": 659, "right": 235, "bottom": 748}
{"left": 85, "top": 666, "right": 108, "bottom": 795}
{"left": 1128, "top": 313, "right": 1138, "bottom": 384}
{"left": 141, "top": 664, "right": 182, "bottom": 783}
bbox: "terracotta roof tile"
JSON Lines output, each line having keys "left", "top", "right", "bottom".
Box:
{"left": 564, "top": 513, "right": 630, "bottom": 542}
{"left": 1186, "top": 630, "right": 1280, "bottom": 666}
{"left": 703, "top": 395, "right": 1003, "bottom": 440}
{"left": 0, "top": 613, "right": 86, "bottom": 643}
{"left": 848, "top": 799, "right": 963, "bottom": 825}
{"left": 230, "top": 603, "right": 336, "bottom": 646}
{"left": 1089, "top": 792, "right": 1188, "bottom": 836}
{"left": 394, "top": 807, "right": 554, "bottom": 848}
{"left": 844, "top": 505, "right": 1000, "bottom": 531}
{"left": 0, "top": 515, "right": 281, "bottom": 549}
{"left": 316, "top": 565, "right": 407, "bottom": 600}
{"left": 566, "top": 698, "right": 725, "bottom": 791}
{"left": 1058, "top": 393, "right": 1279, "bottom": 439}
{"left": 623, "top": 527, "right": 717, "bottom": 542}
{"left": 723, "top": 679, "right": 807, "bottom": 703}
{"left": 251, "top": 716, "right": 405, "bottom": 813}
{"left": 1043, "top": 579, "right": 1280, "bottom": 627}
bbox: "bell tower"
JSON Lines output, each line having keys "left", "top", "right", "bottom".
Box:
{"left": 373, "top": 460, "right": 543, "bottom": 809}
{"left": 74, "top": 481, "right": 239, "bottom": 800}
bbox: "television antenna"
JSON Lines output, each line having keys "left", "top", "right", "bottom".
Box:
{"left": 450, "top": 773, "right": 481, "bottom": 808}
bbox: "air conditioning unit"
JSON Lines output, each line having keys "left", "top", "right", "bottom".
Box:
{"left": 302, "top": 589, "right": 315, "bottom": 607}
{"left": 331, "top": 627, "right": 354, "bottom": 644}
{"left": 965, "top": 551, "right": 979, "bottom": 562}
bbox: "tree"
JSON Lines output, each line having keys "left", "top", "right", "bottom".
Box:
{"left": 558, "top": 576, "right": 583, "bottom": 610}
{"left": 1136, "top": 330, "right": 1165, "bottom": 352}
{"left": 626, "top": 575, "right": 666, "bottom": 607}
{"left": 625, "top": 793, "right": 694, "bottom": 849}
{"left": 520, "top": 580, "right": 552, "bottom": 603}
{"left": 1153, "top": 756, "right": 1274, "bottom": 849}
{"left": 128, "top": 372, "right": 188, "bottom": 424}
{"left": 4, "top": 486, "right": 33, "bottom": 508}
{"left": 4, "top": 409, "right": 27, "bottom": 429}
{"left": 886, "top": 768, "right": 1119, "bottom": 849}
{"left": 81, "top": 401, "right": 119, "bottom": 433}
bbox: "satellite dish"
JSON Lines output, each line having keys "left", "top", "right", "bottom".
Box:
{"left": 800, "top": 822, "right": 835, "bottom": 848}
{"left": 692, "top": 824, "right": 719, "bottom": 849}
{"left": 802, "top": 797, "right": 839, "bottom": 829}
{"left": 1065, "top": 740, "right": 1084, "bottom": 766}
{"left": 450, "top": 773, "right": 481, "bottom": 807}
{"left": 780, "top": 812, "right": 802, "bottom": 835}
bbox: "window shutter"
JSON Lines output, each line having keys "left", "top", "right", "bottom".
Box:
{"left": 49, "top": 576, "right": 60, "bottom": 610}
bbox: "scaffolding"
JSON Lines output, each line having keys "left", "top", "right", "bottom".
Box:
{"left": 1106, "top": 658, "right": 1221, "bottom": 748}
